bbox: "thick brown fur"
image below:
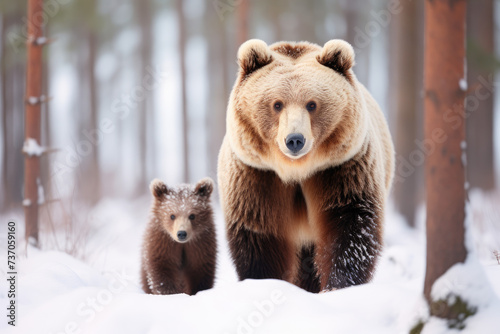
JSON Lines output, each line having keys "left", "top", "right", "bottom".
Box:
{"left": 140, "top": 178, "right": 217, "bottom": 295}
{"left": 218, "top": 39, "right": 395, "bottom": 292}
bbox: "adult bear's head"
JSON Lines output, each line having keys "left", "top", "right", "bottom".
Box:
{"left": 226, "top": 39, "right": 369, "bottom": 182}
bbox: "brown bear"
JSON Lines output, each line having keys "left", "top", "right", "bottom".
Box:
{"left": 140, "top": 178, "right": 217, "bottom": 295}
{"left": 217, "top": 39, "right": 394, "bottom": 293}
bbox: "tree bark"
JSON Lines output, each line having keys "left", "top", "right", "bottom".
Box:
{"left": 391, "top": 0, "right": 420, "bottom": 227}
{"left": 423, "top": 0, "right": 467, "bottom": 305}
{"left": 466, "top": 0, "right": 495, "bottom": 190}
{"left": 24, "top": 0, "right": 45, "bottom": 245}
{"left": 176, "top": 0, "right": 189, "bottom": 182}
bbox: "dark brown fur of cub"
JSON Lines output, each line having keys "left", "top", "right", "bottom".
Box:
{"left": 140, "top": 178, "right": 217, "bottom": 295}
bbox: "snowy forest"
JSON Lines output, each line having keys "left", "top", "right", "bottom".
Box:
{"left": 1, "top": 0, "right": 500, "bottom": 333}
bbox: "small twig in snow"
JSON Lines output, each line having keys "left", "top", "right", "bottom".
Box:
{"left": 493, "top": 250, "right": 500, "bottom": 265}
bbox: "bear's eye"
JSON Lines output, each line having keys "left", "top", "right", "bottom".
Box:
{"left": 188, "top": 214, "right": 195, "bottom": 220}
{"left": 170, "top": 215, "right": 176, "bottom": 220}
{"left": 306, "top": 101, "right": 317, "bottom": 112}
{"left": 273, "top": 101, "right": 283, "bottom": 112}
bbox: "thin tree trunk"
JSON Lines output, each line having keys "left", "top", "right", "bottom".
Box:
{"left": 237, "top": 0, "right": 249, "bottom": 46}
{"left": 1, "top": 17, "right": 10, "bottom": 211}
{"left": 136, "top": 0, "right": 154, "bottom": 192}
{"left": 423, "top": 0, "right": 467, "bottom": 307}
{"left": 176, "top": 0, "right": 189, "bottom": 182}
{"left": 466, "top": 0, "right": 495, "bottom": 190}
{"left": 24, "top": 0, "right": 45, "bottom": 245}
{"left": 41, "top": 32, "right": 51, "bottom": 203}
{"left": 2, "top": 16, "right": 25, "bottom": 213}
{"left": 87, "top": 29, "right": 100, "bottom": 205}
{"left": 270, "top": 1, "right": 283, "bottom": 41}
{"left": 12, "top": 54, "right": 27, "bottom": 209}
{"left": 391, "top": 0, "right": 419, "bottom": 227}
{"left": 206, "top": 5, "right": 228, "bottom": 179}
{"left": 343, "top": 0, "right": 370, "bottom": 85}
{"left": 74, "top": 26, "right": 89, "bottom": 202}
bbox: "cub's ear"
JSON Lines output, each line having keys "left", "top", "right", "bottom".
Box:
{"left": 317, "top": 39, "right": 355, "bottom": 78}
{"left": 194, "top": 177, "right": 214, "bottom": 198}
{"left": 238, "top": 39, "right": 273, "bottom": 77}
{"left": 150, "top": 179, "right": 170, "bottom": 199}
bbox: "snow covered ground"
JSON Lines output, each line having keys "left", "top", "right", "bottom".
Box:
{"left": 1, "top": 191, "right": 499, "bottom": 334}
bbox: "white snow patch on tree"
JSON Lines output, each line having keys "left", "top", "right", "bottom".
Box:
{"left": 23, "top": 138, "right": 45, "bottom": 157}
{"left": 464, "top": 201, "right": 474, "bottom": 254}
{"left": 37, "top": 177, "right": 45, "bottom": 205}
{"left": 459, "top": 78, "right": 468, "bottom": 91}
{"left": 27, "top": 96, "right": 39, "bottom": 104}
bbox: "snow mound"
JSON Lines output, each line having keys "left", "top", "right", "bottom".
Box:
{"left": 1, "top": 196, "right": 499, "bottom": 333}
{"left": 431, "top": 257, "right": 496, "bottom": 308}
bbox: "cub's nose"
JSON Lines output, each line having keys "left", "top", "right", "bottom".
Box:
{"left": 285, "top": 133, "right": 305, "bottom": 153}
{"left": 177, "top": 230, "right": 187, "bottom": 241}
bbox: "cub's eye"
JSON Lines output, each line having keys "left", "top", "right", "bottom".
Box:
{"left": 170, "top": 215, "right": 176, "bottom": 220}
{"left": 273, "top": 101, "right": 283, "bottom": 112}
{"left": 188, "top": 214, "right": 195, "bottom": 220}
{"left": 306, "top": 101, "right": 317, "bottom": 112}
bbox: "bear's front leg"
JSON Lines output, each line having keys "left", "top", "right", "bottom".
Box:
{"left": 219, "top": 147, "right": 298, "bottom": 282}
{"left": 300, "top": 153, "right": 386, "bottom": 292}
{"left": 146, "top": 261, "right": 187, "bottom": 295}
{"left": 227, "top": 224, "right": 296, "bottom": 281}
{"left": 315, "top": 197, "right": 382, "bottom": 291}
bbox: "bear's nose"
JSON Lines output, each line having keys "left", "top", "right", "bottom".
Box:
{"left": 177, "top": 230, "right": 187, "bottom": 241}
{"left": 285, "top": 133, "right": 305, "bottom": 153}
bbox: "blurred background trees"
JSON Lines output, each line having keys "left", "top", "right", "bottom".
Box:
{"left": 466, "top": 0, "right": 496, "bottom": 190}
{"left": 0, "top": 0, "right": 499, "bottom": 236}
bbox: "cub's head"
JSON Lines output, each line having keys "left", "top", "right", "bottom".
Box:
{"left": 227, "top": 39, "right": 368, "bottom": 182}
{"left": 149, "top": 178, "right": 214, "bottom": 243}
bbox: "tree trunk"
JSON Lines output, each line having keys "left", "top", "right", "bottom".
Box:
{"left": 466, "top": 0, "right": 495, "bottom": 190}
{"left": 423, "top": 0, "right": 467, "bottom": 307}
{"left": 40, "top": 39, "right": 51, "bottom": 204}
{"left": 86, "top": 29, "right": 100, "bottom": 205}
{"left": 24, "top": 0, "right": 45, "bottom": 245}
{"left": 391, "top": 0, "right": 419, "bottom": 227}
{"left": 2, "top": 15, "right": 25, "bottom": 213}
{"left": 136, "top": 0, "right": 154, "bottom": 192}
{"left": 206, "top": 4, "right": 229, "bottom": 180}
{"left": 343, "top": 0, "right": 370, "bottom": 85}
{"left": 237, "top": 0, "right": 249, "bottom": 46}
{"left": 270, "top": 1, "right": 283, "bottom": 41}
{"left": 176, "top": 0, "right": 189, "bottom": 183}
{"left": 1, "top": 16, "right": 10, "bottom": 211}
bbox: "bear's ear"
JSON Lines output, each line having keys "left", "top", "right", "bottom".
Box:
{"left": 150, "top": 179, "right": 170, "bottom": 199}
{"left": 194, "top": 177, "right": 214, "bottom": 198}
{"left": 238, "top": 39, "right": 273, "bottom": 77}
{"left": 317, "top": 39, "right": 355, "bottom": 78}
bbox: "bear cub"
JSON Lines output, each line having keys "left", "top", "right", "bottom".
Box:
{"left": 141, "top": 178, "right": 217, "bottom": 295}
